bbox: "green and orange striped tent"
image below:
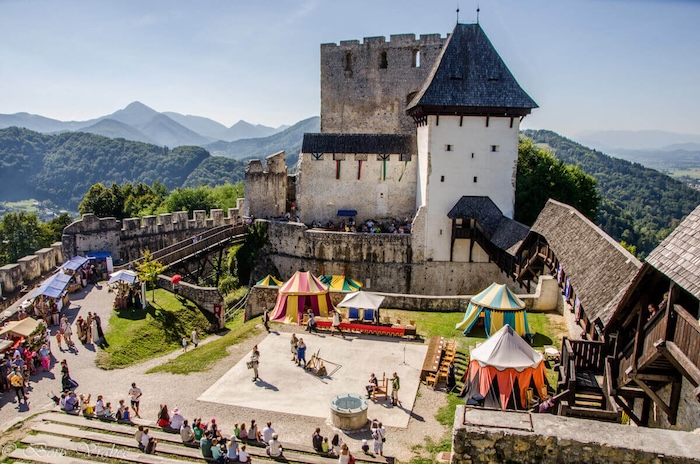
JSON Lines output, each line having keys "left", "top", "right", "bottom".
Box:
{"left": 455, "top": 283, "right": 530, "bottom": 337}
{"left": 319, "top": 275, "right": 363, "bottom": 292}
{"left": 270, "top": 271, "right": 334, "bottom": 324}
{"left": 256, "top": 275, "right": 283, "bottom": 287}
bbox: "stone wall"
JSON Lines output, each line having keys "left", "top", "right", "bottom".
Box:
{"left": 62, "top": 206, "right": 243, "bottom": 264}
{"left": 452, "top": 406, "right": 700, "bottom": 464}
{"left": 0, "top": 242, "right": 62, "bottom": 305}
{"left": 648, "top": 376, "right": 700, "bottom": 432}
{"left": 244, "top": 151, "right": 288, "bottom": 220}
{"left": 245, "top": 277, "right": 556, "bottom": 320}
{"left": 262, "top": 221, "right": 528, "bottom": 295}
{"left": 155, "top": 275, "right": 225, "bottom": 329}
{"left": 295, "top": 150, "right": 418, "bottom": 226}
{"left": 320, "top": 33, "right": 445, "bottom": 135}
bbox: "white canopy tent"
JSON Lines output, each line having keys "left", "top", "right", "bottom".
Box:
{"left": 337, "top": 291, "right": 385, "bottom": 310}
{"left": 470, "top": 324, "right": 543, "bottom": 371}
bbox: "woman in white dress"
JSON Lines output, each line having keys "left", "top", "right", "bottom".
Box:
{"left": 91, "top": 317, "right": 99, "bottom": 344}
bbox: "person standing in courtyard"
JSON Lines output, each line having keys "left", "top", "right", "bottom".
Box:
{"left": 391, "top": 372, "right": 401, "bottom": 406}
{"left": 263, "top": 309, "right": 270, "bottom": 332}
{"left": 331, "top": 309, "right": 344, "bottom": 338}
{"left": 296, "top": 338, "right": 307, "bottom": 368}
{"left": 129, "top": 382, "right": 143, "bottom": 418}
{"left": 191, "top": 329, "right": 199, "bottom": 348}
{"left": 250, "top": 345, "right": 260, "bottom": 382}
{"left": 371, "top": 419, "right": 385, "bottom": 456}
{"left": 290, "top": 333, "right": 298, "bottom": 362}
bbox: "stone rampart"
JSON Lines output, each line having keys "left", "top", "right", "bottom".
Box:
{"left": 0, "top": 242, "right": 63, "bottom": 309}
{"left": 62, "top": 205, "right": 243, "bottom": 264}
{"left": 452, "top": 406, "right": 700, "bottom": 464}
{"left": 321, "top": 33, "right": 445, "bottom": 135}
{"left": 648, "top": 376, "right": 700, "bottom": 431}
{"left": 262, "top": 221, "right": 527, "bottom": 295}
{"left": 156, "top": 275, "right": 225, "bottom": 329}
{"left": 244, "top": 151, "right": 288, "bottom": 220}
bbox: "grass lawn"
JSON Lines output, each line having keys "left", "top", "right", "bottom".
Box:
{"left": 96, "top": 289, "right": 215, "bottom": 370}
{"left": 146, "top": 311, "right": 261, "bottom": 375}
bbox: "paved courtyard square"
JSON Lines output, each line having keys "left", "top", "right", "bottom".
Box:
{"left": 199, "top": 331, "right": 428, "bottom": 428}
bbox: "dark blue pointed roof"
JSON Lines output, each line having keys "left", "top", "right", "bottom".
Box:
{"left": 407, "top": 23, "right": 537, "bottom": 117}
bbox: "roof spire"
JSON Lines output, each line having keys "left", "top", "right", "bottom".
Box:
{"left": 456, "top": 3, "right": 460, "bottom": 24}
{"left": 476, "top": 2, "right": 480, "bottom": 24}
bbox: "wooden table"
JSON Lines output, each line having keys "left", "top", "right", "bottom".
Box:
{"left": 420, "top": 336, "right": 445, "bottom": 380}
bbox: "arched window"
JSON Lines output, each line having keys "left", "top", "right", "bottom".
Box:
{"left": 379, "top": 51, "right": 388, "bottom": 69}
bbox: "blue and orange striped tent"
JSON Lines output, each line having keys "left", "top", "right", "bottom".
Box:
{"left": 455, "top": 283, "right": 530, "bottom": 337}
{"left": 270, "top": 271, "right": 334, "bottom": 324}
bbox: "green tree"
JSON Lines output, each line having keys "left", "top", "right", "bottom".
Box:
{"left": 515, "top": 137, "right": 600, "bottom": 225}
{"left": 136, "top": 250, "right": 166, "bottom": 301}
{"left": 0, "top": 212, "right": 43, "bottom": 264}
{"left": 78, "top": 183, "right": 122, "bottom": 218}
{"left": 164, "top": 186, "right": 216, "bottom": 217}
{"left": 40, "top": 213, "right": 74, "bottom": 245}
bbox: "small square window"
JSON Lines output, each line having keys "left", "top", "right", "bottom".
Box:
{"left": 471, "top": 153, "right": 475, "bottom": 159}
{"left": 473, "top": 176, "right": 478, "bottom": 183}
{"left": 445, "top": 144, "right": 452, "bottom": 152}
{"left": 440, "top": 175, "right": 445, "bottom": 182}
{"left": 491, "top": 145, "right": 499, "bottom": 152}
{"left": 333, "top": 153, "right": 346, "bottom": 161}
{"left": 399, "top": 153, "right": 412, "bottom": 162}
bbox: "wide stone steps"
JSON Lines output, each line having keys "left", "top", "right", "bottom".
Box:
{"left": 9, "top": 411, "right": 392, "bottom": 464}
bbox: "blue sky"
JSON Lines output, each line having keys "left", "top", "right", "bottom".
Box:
{"left": 1, "top": 0, "right": 699, "bottom": 137}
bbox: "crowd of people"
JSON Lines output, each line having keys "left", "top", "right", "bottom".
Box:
{"left": 311, "top": 217, "right": 412, "bottom": 235}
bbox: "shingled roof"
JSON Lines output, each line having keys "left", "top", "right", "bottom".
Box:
{"left": 645, "top": 203, "right": 700, "bottom": 300}
{"left": 407, "top": 23, "right": 538, "bottom": 117}
{"left": 527, "top": 199, "right": 641, "bottom": 327}
{"left": 301, "top": 133, "right": 413, "bottom": 154}
{"left": 447, "top": 196, "right": 529, "bottom": 252}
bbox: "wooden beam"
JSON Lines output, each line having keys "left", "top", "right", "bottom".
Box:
{"left": 669, "top": 380, "right": 682, "bottom": 425}
{"left": 632, "top": 376, "right": 672, "bottom": 418}
{"left": 660, "top": 341, "right": 700, "bottom": 387}
{"left": 615, "top": 386, "right": 648, "bottom": 399}
{"left": 613, "top": 396, "right": 643, "bottom": 426}
{"left": 633, "top": 373, "right": 679, "bottom": 383}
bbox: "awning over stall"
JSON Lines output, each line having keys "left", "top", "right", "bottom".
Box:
{"left": 61, "top": 256, "right": 89, "bottom": 271}
{"left": 26, "top": 273, "right": 72, "bottom": 300}
{"left": 0, "top": 317, "right": 41, "bottom": 338}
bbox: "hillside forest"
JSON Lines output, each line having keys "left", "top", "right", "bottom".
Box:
{"left": 1, "top": 124, "right": 699, "bottom": 264}
{"left": 523, "top": 130, "right": 700, "bottom": 257}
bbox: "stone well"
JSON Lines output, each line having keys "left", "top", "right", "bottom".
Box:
{"left": 329, "top": 393, "right": 368, "bottom": 430}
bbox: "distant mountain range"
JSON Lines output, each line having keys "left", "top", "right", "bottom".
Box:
{"left": 0, "top": 101, "right": 292, "bottom": 147}
{"left": 575, "top": 129, "right": 700, "bottom": 152}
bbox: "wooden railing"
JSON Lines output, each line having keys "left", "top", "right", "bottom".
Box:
{"left": 565, "top": 337, "right": 606, "bottom": 371}
{"left": 620, "top": 303, "right": 700, "bottom": 387}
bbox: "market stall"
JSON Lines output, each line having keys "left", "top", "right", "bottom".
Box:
{"left": 60, "top": 256, "right": 89, "bottom": 291}
{"left": 26, "top": 272, "right": 72, "bottom": 325}
{"left": 108, "top": 270, "right": 139, "bottom": 310}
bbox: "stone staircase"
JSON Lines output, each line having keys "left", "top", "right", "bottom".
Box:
{"left": 7, "top": 411, "right": 392, "bottom": 464}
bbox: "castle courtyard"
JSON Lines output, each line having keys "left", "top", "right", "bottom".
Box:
{"left": 199, "top": 331, "right": 427, "bottom": 428}
{"left": 0, "top": 284, "right": 449, "bottom": 462}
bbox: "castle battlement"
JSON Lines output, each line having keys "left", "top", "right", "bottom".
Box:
{"left": 323, "top": 32, "right": 445, "bottom": 49}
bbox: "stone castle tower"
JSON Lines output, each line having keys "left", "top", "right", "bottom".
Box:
{"left": 250, "top": 22, "right": 536, "bottom": 268}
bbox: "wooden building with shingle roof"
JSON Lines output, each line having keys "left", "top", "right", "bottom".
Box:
{"left": 516, "top": 199, "right": 641, "bottom": 339}
{"left": 604, "top": 203, "right": 700, "bottom": 429}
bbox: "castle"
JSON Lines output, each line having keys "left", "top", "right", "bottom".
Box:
{"left": 246, "top": 23, "right": 537, "bottom": 295}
